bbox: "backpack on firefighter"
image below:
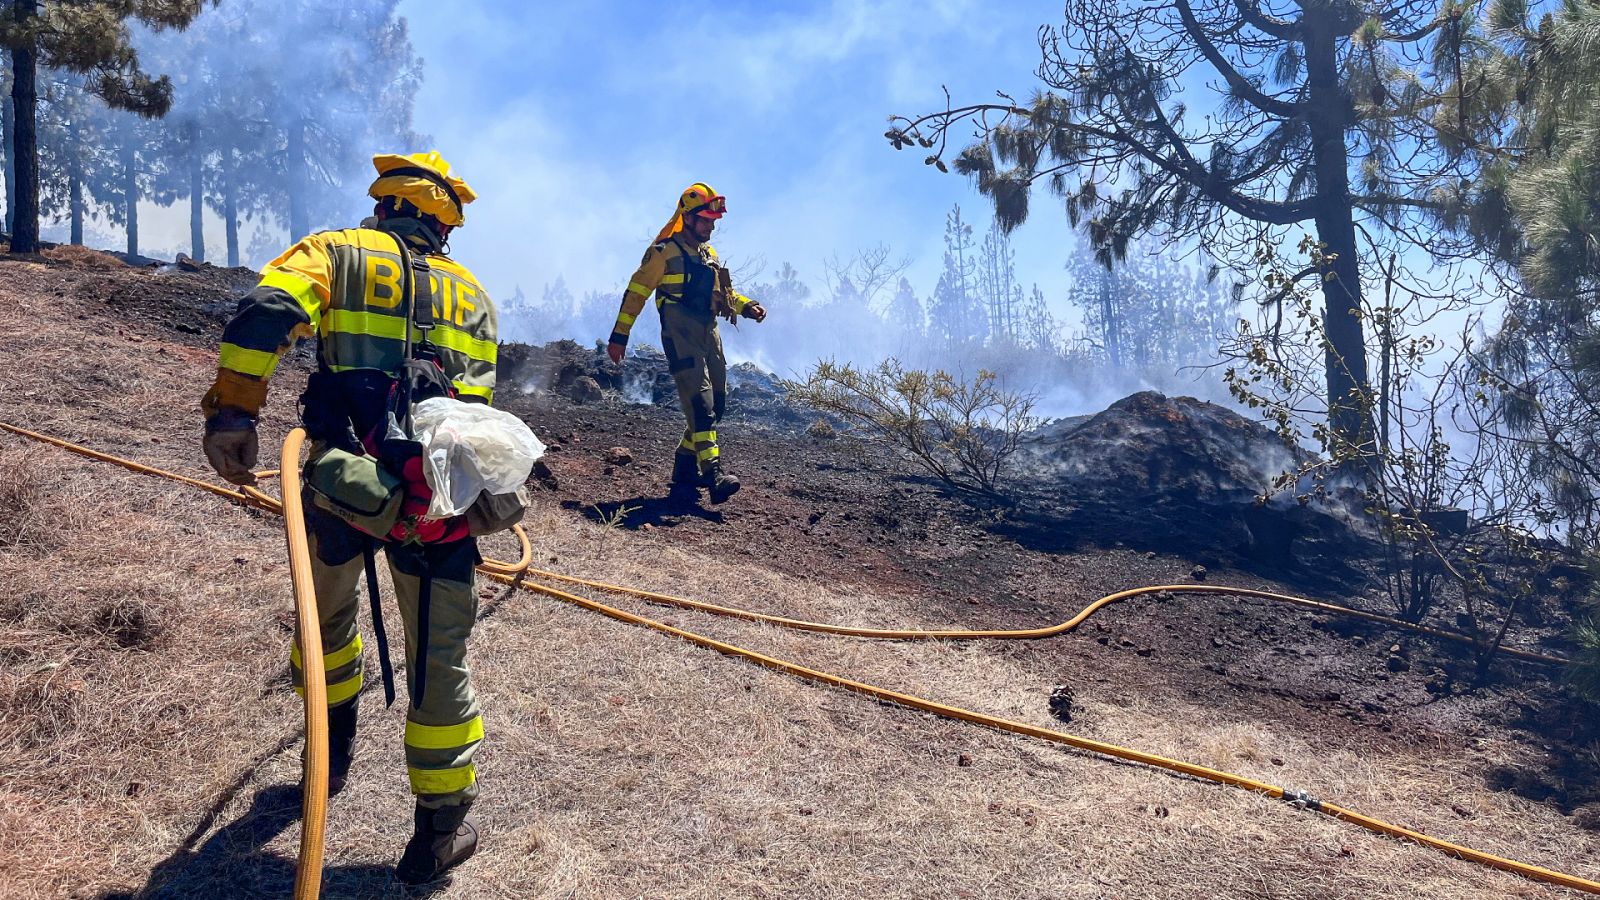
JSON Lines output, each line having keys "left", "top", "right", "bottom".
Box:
{"left": 301, "top": 229, "right": 528, "bottom": 542}
{"left": 299, "top": 227, "right": 528, "bottom": 710}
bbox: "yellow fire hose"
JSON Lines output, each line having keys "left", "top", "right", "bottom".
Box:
{"left": 515, "top": 567, "right": 1569, "bottom": 666}
{"left": 3, "top": 420, "right": 1597, "bottom": 896}
{"left": 495, "top": 571, "right": 1600, "bottom": 895}
{"left": 278, "top": 429, "right": 328, "bottom": 900}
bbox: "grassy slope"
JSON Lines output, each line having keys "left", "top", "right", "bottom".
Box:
{"left": 0, "top": 250, "right": 1593, "bottom": 899}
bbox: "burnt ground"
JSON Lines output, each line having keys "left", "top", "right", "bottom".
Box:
{"left": 19, "top": 246, "right": 1600, "bottom": 833}
{"left": 491, "top": 344, "right": 1600, "bottom": 824}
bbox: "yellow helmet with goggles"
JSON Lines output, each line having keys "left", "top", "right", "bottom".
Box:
{"left": 656, "top": 181, "right": 726, "bottom": 242}
{"left": 679, "top": 182, "right": 726, "bottom": 219}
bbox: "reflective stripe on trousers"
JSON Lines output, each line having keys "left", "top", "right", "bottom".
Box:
{"left": 660, "top": 302, "right": 727, "bottom": 473}
{"left": 302, "top": 500, "right": 484, "bottom": 807}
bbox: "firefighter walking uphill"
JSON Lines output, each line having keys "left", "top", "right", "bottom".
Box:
{"left": 200, "top": 151, "right": 498, "bottom": 885}
{"left": 606, "top": 182, "right": 767, "bottom": 503}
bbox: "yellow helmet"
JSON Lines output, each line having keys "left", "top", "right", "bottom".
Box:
{"left": 368, "top": 151, "right": 477, "bottom": 228}
{"left": 678, "top": 182, "right": 726, "bottom": 219}
{"left": 656, "top": 181, "right": 726, "bottom": 242}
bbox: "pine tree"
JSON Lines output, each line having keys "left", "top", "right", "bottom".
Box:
{"left": 764, "top": 262, "right": 811, "bottom": 310}
{"left": 140, "top": 22, "right": 225, "bottom": 261}
{"left": 930, "top": 204, "right": 984, "bottom": 349}
{"left": 252, "top": 0, "right": 423, "bottom": 240}
{"left": 90, "top": 108, "right": 162, "bottom": 256}
{"left": 538, "top": 276, "right": 576, "bottom": 339}
{"left": 209, "top": 112, "right": 279, "bottom": 267}
{"left": 1065, "top": 239, "right": 1233, "bottom": 369}
{"left": 1065, "top": 250, "right": 1123, "bottom": 366}
{"left": 35, "top": 75, "right": 110, "bottom": 245}
{"left": 186, "top": 1, "right": 275, "bottom": 266}
{"left": 886, "top": 276, "right": 925, "bottom": 337}
{"left": 1020, "top": 284, "right": 1056, "bottom": 352}
{"left": 891, "top": 1, "right": 1493, "bottom": 454}
{"left": 1464, "top": 1, "right": 1600, "bottom": 543}
{"left": 0, "top": 1, "right": 213, "bottom": 252}
{"left": 1480, "top": 0, "right": 1600, "bottom": 304}
{"left": 976, "top": 218, "right": 1021, "bottom": 344}
{"left": 0, "top": 64, "right": 12, "bottom": 233}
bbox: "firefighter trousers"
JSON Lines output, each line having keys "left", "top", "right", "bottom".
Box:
{"left": 660, "top": 301, "right": 727, "bottom": 471}
{"left": 292, "top": 500, "right": 483, "bottom": 809}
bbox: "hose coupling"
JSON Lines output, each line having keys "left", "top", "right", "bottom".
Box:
{"left": 1282, "top": 788, "right": 1323, "bottom": 811}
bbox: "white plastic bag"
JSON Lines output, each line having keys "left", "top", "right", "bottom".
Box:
{"left": 411, "top": 397, "right": 545, "bottom": 519}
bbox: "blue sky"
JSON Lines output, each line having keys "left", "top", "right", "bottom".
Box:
{"left": 393, "top": 0, "right": 1076, "bottom": 321}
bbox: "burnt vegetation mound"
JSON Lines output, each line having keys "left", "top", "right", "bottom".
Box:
{"left": 1006, "top": 391, "right": 1373, "bottom": 583}
{"left": 499, "top": 341, "right": 1375, "bottom": 585}
{"left": 498, "top": 338, "right": 801, "bottom": 424}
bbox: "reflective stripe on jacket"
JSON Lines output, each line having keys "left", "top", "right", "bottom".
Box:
{"left": 609, "top": 238, "right": 752, "bottom": 347}
{"left": 218, "top": 226, "right": 497, "bottom": 404}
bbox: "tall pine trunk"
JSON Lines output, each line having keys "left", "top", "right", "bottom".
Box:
{"left": 286, "top": 119, "right": 307, "bottom": 241}
{"left": 954, "top": 224, "right": 969, "bottom": 346}
{"left": 122, "top": 141, "right": 138, "bottom": 257}
{"left": 9, "top": 0, "right": 40, "bottom": 254}
{"left": 188, "top": 125, "right": 204, "bottom": 262}
{"left": 1303, "top": 10, "right": 1372, "bottom": 459}
{"left": 1100, "top": 273, "right": 1121, "bottom": 367}
{"left": 68, "top": 117, "right": 82, "bottom": 244}
{"left": 1, "top": 80, "right": 13, "bottom": 235}
{"left": 223, "top": 153, "right": 239, "bottom": 267}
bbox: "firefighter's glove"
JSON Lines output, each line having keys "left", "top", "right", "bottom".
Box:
{"left": 203, "top": 409, "right": 259, "bottom": 485}
{"left": 607, "top": 342, "right": 626, "bottom": 365}
{"left": 742, "top": 303, "right": 767, "bottom": 323}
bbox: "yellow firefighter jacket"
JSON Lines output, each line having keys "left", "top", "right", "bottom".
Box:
{"left": 608, "top": 237, "right": 754, "bottom": 347}
{"left": 204, "top": 225, "right": 497, "bottom": 417}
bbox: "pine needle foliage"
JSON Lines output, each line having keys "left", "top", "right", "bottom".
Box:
{"left": 889, "top": 1, "right": 1504, "bottom": 453}
{"left": 0, "top": 0, "right": 215, "bottom": 251}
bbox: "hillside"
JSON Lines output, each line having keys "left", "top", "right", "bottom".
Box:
{"left": 1, "top": 247, "right": 1597, "bottom": 899}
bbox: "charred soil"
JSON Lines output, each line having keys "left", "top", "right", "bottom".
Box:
{"left": 494, "top": 335, "right": 1598, "bottom": 818}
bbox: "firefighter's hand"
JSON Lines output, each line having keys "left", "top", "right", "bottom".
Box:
{"left": 743, "top": 303, "right": 767, "bottom": 323}
{"left": 203, "top": 412, "right": 259, "bottom": 485}
{"left": 607, "top": 342, "right": 625, "bottom": 365}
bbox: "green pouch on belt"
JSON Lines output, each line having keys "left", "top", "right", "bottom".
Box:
{"left": 465, "top": 486, "right": 530, "bottom": 537}
{"left": 305, "top": 447, "right": 405, "bottom": 538}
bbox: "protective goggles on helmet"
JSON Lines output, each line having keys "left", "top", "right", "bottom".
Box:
{"left": 686, "top": 194, "right": 727, "bottom": 219}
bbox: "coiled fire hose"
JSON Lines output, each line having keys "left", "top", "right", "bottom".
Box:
{"left": 2, "top": 420, "right": 1596, "bottom": 896}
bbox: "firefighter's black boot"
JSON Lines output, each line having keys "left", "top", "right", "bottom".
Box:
{"left": 396, "top": 801, "right": 479, "bottom": 885}
{"left": 701, "top": 459, "right": 741, "bottom": 504}
{"left": 327, "top": 701, "right": 357, "bottom": 797}
{"left": 669, "top": 450, "right": 700, "bottom": 498}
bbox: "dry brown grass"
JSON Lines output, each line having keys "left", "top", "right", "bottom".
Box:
{"left": 442, "top": 509, "right": 1596, "bottom": 900}
{"left": 38, "top": 245, "right": 129, "bottom": 270}
{"left": 0, "top": 258, "right": 1594, "bottom": 899}
{"left": 0, "top": 442, "right": 302, "bottom": 899}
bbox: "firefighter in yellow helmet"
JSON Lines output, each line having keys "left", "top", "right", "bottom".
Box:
{"left": 606, "top": 182, "right": 766, "bottom": 502}
{"left": 200, "top": 152, "right": 495, "bottom": 885}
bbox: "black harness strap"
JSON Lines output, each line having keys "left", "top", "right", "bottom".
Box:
{"left": 410, "top": 254, "right": 435, "bottom": 329}
{"left": 363, "top": 543, "right": 397, "bottom": 708}
{"left": 360, "top": 232, "right": 438, "bottom": 710}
